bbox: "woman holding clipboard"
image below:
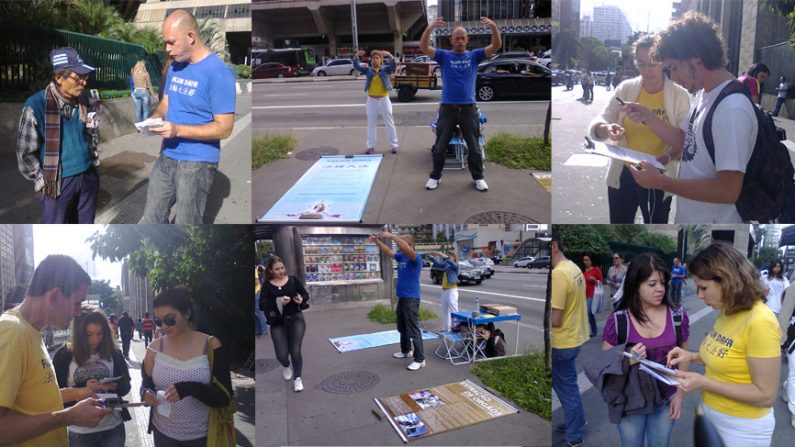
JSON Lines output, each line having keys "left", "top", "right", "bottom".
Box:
{"left": 53, "top": 306, "right": 132, "bottom": 447}
{"left": 602, "top": 253, "right": 690, "bottom": 447}
{"left": 587, "top": 34, "right": 691, "bottom": 223}
{"left": 666, "top": 242, "right": 780, "bottom": 447}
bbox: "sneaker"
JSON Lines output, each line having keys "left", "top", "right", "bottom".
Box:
{"left": 393, "top": 350, "right": 413, "bottom": 358}
{"left": 555, "top": 421, "right": 587, "bottom": 433}
{"left": 425, "top": 178, "right": 439, "bottom": 190}
{"left": 474, "top": 179, "right": 489, "bottom": 191}
{"left": 791, "top": 413, "right": 795, "bottom": 429}
{"left": 391, "top": 146, "right": 399, "bottom": 154}
{"left": 365, "top": 148, "right": 375, "bottom": 154}
{"left": 407, "top": 360, "right": 426, "bottom": 371}
{"left": 293, "top": 377, "right": 304, "bottom": 392}
{"left": 564, "top": 439, "right": 584, "bottom": 447}
{"left": 282, "top": 366, "right": 293, "bottom": 381}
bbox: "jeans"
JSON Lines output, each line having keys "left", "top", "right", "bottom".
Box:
{"left": 40, "top": 168, "right": 99, "bottom": 224}
{"left": 68, "top": 423, "right": 125, "bottom": 447}
{"left": 552, "top": 346, "right": 586, "bottom": 442}
{"left": 586, "top": 297, "right": 597, "bottom": 336}
{"left": 143, "top": 330, "right": 153, "bottom": 349}
{"left": 397, "top": 297, "right": 424, "bottom": 362}
{"left": 152, "top": 426, "right": 207, "bottom": 447}
{"left": 430, "top": 104, "right": 484, "bottom": 181}
{"left": 132, "top": 88, "right": 151, "bottom": 123}
{"left": 617, "top": 399, "right": 675, "bottom": 447}
{"left": 773, "top": 97, "right": 786, "bottom": 117}
{"left": 121, "top": 336, "right": 132, "bottom": 358}
{"left": 143, "top": 154, "right": 217, "bottom": 224}
{"left": 270, "top": 312, "right": 306, "bottom": 378}
{"left": 255, "top": 293, "right": 269, "bottom": 336}
{"left": 366, "top": 96, "right": 398, "bottom": 149}
{"left": 608, "top": 166, "right": 671, "bottom": 223}
{"left": 670, "top": 281, "right": 683, "bottom": 305}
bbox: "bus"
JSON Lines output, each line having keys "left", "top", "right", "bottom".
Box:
{"left": 252, "top": 48, "right": 316, "bottom": 76}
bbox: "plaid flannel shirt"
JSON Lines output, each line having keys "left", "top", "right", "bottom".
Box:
{"left": 16, "top": 105, "right": 46, "bottom": 192}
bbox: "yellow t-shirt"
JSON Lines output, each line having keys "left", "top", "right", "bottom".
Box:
{"left": 622, "top": 88, "right": 668, "bottom": 157}
{"left": 367, "top": 68, "right": 388, "bottom": 97}
{"left": 551, "top": 259, "right": 588, "bottom": 349}
{"left": 0, "top": 308, "right": 67, "bottom": 446}
{"left": 442, "top": 270, "right": 457, "bottom": 290}
{"left": 700, "top": 300, "right": 781, "bottom": 418}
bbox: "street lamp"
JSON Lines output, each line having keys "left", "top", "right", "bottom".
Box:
{"left": 351, "top": 0, "right": 359, "bottom": 51}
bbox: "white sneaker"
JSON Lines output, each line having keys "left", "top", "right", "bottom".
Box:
{"left": 294, "top": 377, "right": 304, "bottom": 392}
{"left": 393, "top": 350, "right": 413, "bottom": 358}
{"left": 425, "top": 178, "right": 439, "bottom": 190}
{"left": 474, "top": 179, "right": 489, "bottom": 191}
{"left": 407, "top": 360, "right": 426, "bottom": 371}
{"left": 282, "top": 366, "right": 293, "bottom": 381}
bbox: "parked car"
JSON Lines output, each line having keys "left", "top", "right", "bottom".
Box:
{"left": 476, "top": 59, "right": 551, "bottom": 101}
{"left": 527, "top": 256, "right": 550, "bottom": 269}
{"left": 489, "top": 50, "right": 535, "bottom": 62}
{"left": 470, "top": 258, "right": 495, "bottom": 278}
{"left": 536, "top": 50, "right": 551, "bottom": 68}
{"left": 252, "top": 62, "right": 297, "bottom": 79}
{"left": 400, "top": 54, "right": 440, "bottom": 75}
{"left": 311, "top": 59, "right": 357, "bottom": 76}
{"left": 430, "top": 259, "right": 483, "bottom": 285}
{"left": 513, "top": 256, "right": 535, "bottom": 268}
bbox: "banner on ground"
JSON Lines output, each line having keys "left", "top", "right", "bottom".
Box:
{"left": 329, "top": 330, "right": 439, "bottom": 353}
{"left": 258, "top": 155, "right": 383, "bottom": 223}
{"left": 374, "top": 379, "right": 519, "bottom": 443}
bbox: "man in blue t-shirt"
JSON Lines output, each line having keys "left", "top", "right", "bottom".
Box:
{"left": 420, "top": 16, "right": 502, "bottom": 192}
{"left": 144, "top": 9, "right": 236, "bottom": 224}
{"left": 670, "top": 257, "right": 687, "bottom": 305}
{"left": 370, "top": 231, "right": 426, "bottom": 371}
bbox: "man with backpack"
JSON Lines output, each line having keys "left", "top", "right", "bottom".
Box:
{"left": 625, "top": 11, "right": 793, "bottom": 223}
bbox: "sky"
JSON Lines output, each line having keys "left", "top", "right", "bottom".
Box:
{"left": 581, "top": 0, "right": 675, "bottom": 34}
{"left": 32, "top": 225, "right": 122, "bottom": 288}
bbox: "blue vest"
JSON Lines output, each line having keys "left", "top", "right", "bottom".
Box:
{"left": 25, "top": 90, "right": 92, "bottom": 178}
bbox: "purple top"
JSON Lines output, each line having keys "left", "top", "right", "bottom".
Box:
{"left": 603, "top": 306, "right": 690, "bottom": 400}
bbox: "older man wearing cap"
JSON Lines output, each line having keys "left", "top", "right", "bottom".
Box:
{"left": 143, "top": 9, "right": 236, "bottom": 224}
{"left": 16, "top": 47, "right": 101, "bottom": 224}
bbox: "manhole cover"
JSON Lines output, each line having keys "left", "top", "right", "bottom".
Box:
{"left": 96, "top": 189, "right": 112, "bottom": 208}
{"left": 319, "top": 370, "right": 379, "bottom": 394}
{"left": 465, "top": 211, "right": 538, "bottom": 224}
{"left": 295, "top": 146, "right": 340, "bottom": 161}
{"left": 256, "top": 358, "right": 281, "bottom": 374}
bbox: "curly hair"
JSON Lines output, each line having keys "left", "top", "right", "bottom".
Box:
{"left": 651, "top": 11, "right": 726, "bottom": 70}
{"left": 69, "top": 306, "right": 117, "bottom": 366}
{"left": 265, "top": 255, "right": 286, "bottom": 282}
{"left": 767, "top": 259, "right": 785, "bottom": 280}
{"left": 153, "top": 287, "right": 195, "bottom": 323}
{"left": 616, "top": 253, "right": 673, "bottom": 324}
{"left": 688, "top": 242, "right": 766, "bottom": 315}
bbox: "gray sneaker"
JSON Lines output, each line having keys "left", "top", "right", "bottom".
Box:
{"left": 406, "top": 360, "right": 426, "bottom": 371}
{"left": 393, "top": 350, "right": 413, "bottom": 358}
{"left": 425, "top": 178, "right": 439, "bottom": 190}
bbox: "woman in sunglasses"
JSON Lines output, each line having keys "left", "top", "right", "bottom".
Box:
{"left": 141, "top": 287, "right": 234, "bottom": 446}
{"left": 259, "top": 256, "right": 310, "bottom": 392}
{"left": 52, "top": 306, "right": 132, "bottom": 447}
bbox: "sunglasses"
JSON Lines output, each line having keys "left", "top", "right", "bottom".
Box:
{"left": 154, "top": 314, "right": 177, "bottom": 327}
{"left": 67, "top": 73, "right": 89, "bottom": 84}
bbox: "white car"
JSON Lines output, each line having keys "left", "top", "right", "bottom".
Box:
{"left": 537, "top": 50, "right": 551, "bottom": 68}
{"left": 513, "top": 256, "right": 535, "bottom": 268}
{"left": 311, "top": 59, "right": 357, "bottom": 76}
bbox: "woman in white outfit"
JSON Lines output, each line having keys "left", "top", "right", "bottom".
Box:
{"left": 761, "top": 259, "right": 789, "bottom": 315}
{"left": 428, "top": 250, "right": 459, "bottom": 331}
{"left": 352, "top": 49, "right": 399, "bottom": 154}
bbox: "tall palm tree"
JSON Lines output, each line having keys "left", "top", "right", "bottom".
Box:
{"left": 198, "top": 18, "right": 230, "bottom": 62}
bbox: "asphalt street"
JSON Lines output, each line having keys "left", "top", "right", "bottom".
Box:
{"left": 256, "top": 266, "right": 551, "bottom": 446}
{"left": 551, "top": 286, "right": 794, "bottom": 446}
{"left": 251, "top": 77, "right": 551, "bottom": 224}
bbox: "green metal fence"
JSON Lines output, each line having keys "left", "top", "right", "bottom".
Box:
{"left": 0, "top": 20, "right": 164, "bottom": 95}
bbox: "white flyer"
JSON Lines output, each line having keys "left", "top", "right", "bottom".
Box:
{"left": 134, "top": 118, "right": 163, "bottom": 136}
{"left": 585, "top": 140, "right": 666, "bottom": 171}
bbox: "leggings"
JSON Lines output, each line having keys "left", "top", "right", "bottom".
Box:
{"left": 270, "top": 313, "right": 306, "bottom": 378}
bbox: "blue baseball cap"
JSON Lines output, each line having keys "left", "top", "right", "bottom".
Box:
{"left": 50, "top": 47, "right": 95, "bottom": 75}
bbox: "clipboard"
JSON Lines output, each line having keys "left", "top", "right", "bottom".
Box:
{"left": 583, "top": 137, "right": 666, "bottom": 171}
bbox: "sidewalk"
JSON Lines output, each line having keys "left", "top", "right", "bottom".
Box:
{"left": 256, "top": 302, "right": 549, "bottom": 446}
{"left": 0, "top": 94, "right": 251, "bottom": 224}
{"left": 251, "top": 124, "right": 551, "bottom": 224}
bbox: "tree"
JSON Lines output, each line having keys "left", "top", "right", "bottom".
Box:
{"left": 89, "top": 225, "right": 255, "bottom": 366}
{"left": 543, "top": 101, "right": 551, "bottom": 146}
{"left": 0, "top": 0, "right": 67, "bottom": 29}
{"left": 66, "top": 0, "right": 126, "bottom": 37}
{"left": 552, "top": 30, "right": 580, "bottom": 69}
{"left": 90, "top": 279, "right": 118, "bottom": 311}
{"left": 763, "top": 0, "right": 795, "bottom": 48}
{"left": 683, "top": 225, "right": 713, "bottom": 259}
{"left": 753, "top": 246, "right": 781, "bottom": 268}
{"left": 198, "top": 18, "right": 230, "bottom": 62}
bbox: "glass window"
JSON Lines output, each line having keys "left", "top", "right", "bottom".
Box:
{"left": 227, "top": 3, "right": 250, "bottom": 18}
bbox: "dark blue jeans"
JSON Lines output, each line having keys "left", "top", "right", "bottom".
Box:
{"left": 397, "top": 298, "right": 424, "bottom": 362}
{"left": 670, "top": 281, "right": 683, "bottom": 305}
{"left": 68, "top": 423, "right": 125, "bottom": 447}
{"left": 430, "top": 104, "right": 484, "bottom": 181}
{"left": 617, "top": 399, "right": 675, "bottom": 447}
{"left": 143, "top": 154, "right": 217, "bottom": 224}
{"left": 552, "top": 346, "right": 586, "bottom": 442}
{"left": 40, "top": 168, "right": 99, "bottom": 224}
{"left": 608, "top": 166, "right": 671, "bottom": 223}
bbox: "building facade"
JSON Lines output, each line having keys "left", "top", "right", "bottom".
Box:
{"left": 121, "top": 261, "right": 156, "bottom": 320}
{"left": 0, "top": 225, "right": 16, "bottom": 311}
{"left": 591, "top": 5, "right": 632, "bottom": 46}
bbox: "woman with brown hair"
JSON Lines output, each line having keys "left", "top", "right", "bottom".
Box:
{"left": 131, "top": 59, "right": 157, "bottom": 123}
{"left": 666, "top": 242, "right": 780, "bottom": 447}
{"left": 259, "top": 256, "right": 310, "bottom": 392}
{"left": 52, "top": 306, "right": 131, "bottom": 447}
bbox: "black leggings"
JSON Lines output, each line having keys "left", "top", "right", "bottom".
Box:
{"left": 270, "top": 313, "right": 306, "bottom": 378}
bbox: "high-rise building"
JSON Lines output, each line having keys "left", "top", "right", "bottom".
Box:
{"left": 592, "top": 5, "right": 633, "bottom": 46}
{"left": 12, "top": 225, "right": 33, "bottom": 287}
{"left": 121, "top": 260, "right": 155, "bottom": 320}
{"left": 579, "top": 14, "right": 592, "bottom": 39}
{"left": 0, "top": 225, "right": 16, "bottom": 311}
{"left": 553, "top": 0, "right": 581, "bottom": 39}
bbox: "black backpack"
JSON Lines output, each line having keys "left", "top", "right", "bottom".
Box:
{"left": 614, "top": 307, "right": 683, "bottom": 346}
{"left": 698, "top": 80, "right": 794, "bottom": 222}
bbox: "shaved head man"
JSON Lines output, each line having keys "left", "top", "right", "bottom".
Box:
{"left": 420, "top": 16, "right": 502, "bottom": 192}
{"left": 144, "top": 9, "right": 236, "bottom": 224}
